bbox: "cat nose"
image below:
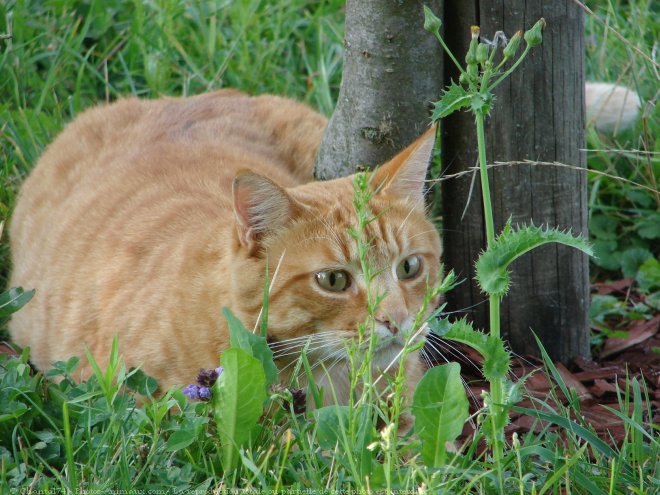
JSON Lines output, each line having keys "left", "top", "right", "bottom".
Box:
{"left": 376, "top": 309, "right": 407, "bottom": 336}
{"left": 379, "top": 318, "right": 398, "bottom": 335}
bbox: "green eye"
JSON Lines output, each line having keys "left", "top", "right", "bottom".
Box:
{"left": 396, "top": 255, "right": 422, "bottom": 280}
{"left": 316, "top": 270, "right": 351, "bottom": 292}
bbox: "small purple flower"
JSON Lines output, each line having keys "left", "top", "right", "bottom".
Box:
{"left": 198, "top": 387, "right": 212, "bottom": 400}
{"left": 197, "top": 366, "right": 224, "bottom": 387}
{"left": 183, "top": 384, "right": 200, "bottom": 401}
{"left": 186, "top": 366, "right": 224, "bottom": 401}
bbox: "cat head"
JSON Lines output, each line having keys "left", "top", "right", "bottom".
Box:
{"left": 231, "top": 128, "right": 441, "bottom": 371}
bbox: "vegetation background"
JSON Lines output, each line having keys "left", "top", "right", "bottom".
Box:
{"left": 0, "top": 0, "right": 657, "bottom": 492}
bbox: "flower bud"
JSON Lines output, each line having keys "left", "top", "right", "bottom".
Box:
{"left": 503, "top": 30, "right": 522, "bottom": 59}
{"left": 459, "top": 72, "right": 470, "bottom": 85}
{"left": 524, "top": 18, "right": 546, "bottom": 47}
{"left": 465, "top": 25, "right": 480, "bottom": 65}
{"left": 476, "top": 43, "right": 489, "bottom": 64}
{"left": 423, "top": 6, "right": 442, "bottom": 35}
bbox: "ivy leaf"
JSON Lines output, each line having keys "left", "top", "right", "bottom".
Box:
{"left": 431, "top": 83, "right": 471, "bottom": 121}
{"left": 223, "top": 307, "right": 278, "bottom": 388}
{"left": 213, "top": 348, "right": 267, "bottom": 472}
{"left": 412, "top": 363, "right": 468, "bottom": 467}
{"left": 476, "top": 222, "right": 593, "bottom": 297}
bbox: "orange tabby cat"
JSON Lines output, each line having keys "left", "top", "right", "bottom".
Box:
{"left": 8, "top": 90, "right": 442, "bottom": 406}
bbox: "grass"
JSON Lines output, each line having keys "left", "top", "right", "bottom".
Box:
{"left": 0, "top": 0, "right": 658, "bottom": 492}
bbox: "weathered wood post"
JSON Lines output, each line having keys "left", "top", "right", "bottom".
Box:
{"left": 314, "top": 0, "right": 443, "bottom": 177}
{"left": 441, "top": 1, "right": 590, "bottom": 361}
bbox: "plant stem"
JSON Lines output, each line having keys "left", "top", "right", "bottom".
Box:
{"left": 475, "top": 111, "right": 495, "bottom": 248}
{"left": 490, "top": 45, "right": 532, "bottom": 91}
{"left": 433, "top": 32, "right": 467, "bottom": 79}
{"left": 476, "top": 108, "right": 505, "bottom": 491}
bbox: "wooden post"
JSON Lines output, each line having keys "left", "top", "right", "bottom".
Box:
{"left": 441, "top": 1, "right": 590, "bottom": 361}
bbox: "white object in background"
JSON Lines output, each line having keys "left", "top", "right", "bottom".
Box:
{"left": 585, "top": 82, "right": 641, "bottom": 133}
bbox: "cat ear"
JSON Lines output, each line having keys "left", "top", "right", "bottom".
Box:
{"left": 232, "top": 172, "right": 294, "bottom": 255}
{"left": 372, "top": 125, "right": 437, "bottom": 201}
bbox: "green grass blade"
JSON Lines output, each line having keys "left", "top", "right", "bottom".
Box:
{"left": 62, "top": 401, "right": 78, "bottom": 493}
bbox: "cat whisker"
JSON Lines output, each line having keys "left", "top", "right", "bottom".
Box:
{"left": 269, "top": 332, "right": 334, "bottom": 347}
{"left": 309, "top": 346, "right": 347, "bottom": 373}
{"left": 273, "top": 341, "right": 339, "bottom": 359}
{"left": 268, "top": 331, "right": 339, "bottom": 348}
{"left": 424, "top": 334, "right": 483, "bottom": 376}
{"left": 278, "top": 344, "right": 345, "bottom": 375}
{"left": 444, "top": 298, "right": 490, "bottom": 314}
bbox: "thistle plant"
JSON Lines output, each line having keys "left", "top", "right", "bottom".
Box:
{"left": 419, "top": 6, "right": 593, "bottom": 483}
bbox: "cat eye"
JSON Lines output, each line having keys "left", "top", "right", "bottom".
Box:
{"left": 316, "top": 270, "right": 351, "bottom": 292}
{"left": 396, "top": 255, "right": 422, "bottom": 280}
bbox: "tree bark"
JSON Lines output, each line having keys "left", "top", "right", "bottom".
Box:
{"left": 441, "top": 1, "right": 589, "bottom": 361}
{"left": 314, "top": 0, "right": 443, "bottom": 178}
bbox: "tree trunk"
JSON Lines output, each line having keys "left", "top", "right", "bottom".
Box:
{"left": 441, "top": 1, "right": 589, "bottom": 361}
{"left": 314, "top": 0, "right": 443, "bottom": 178}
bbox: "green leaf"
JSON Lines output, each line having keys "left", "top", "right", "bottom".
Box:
{"left": 645, "top": 292, "right": 660, "bottom": 311}
{"left": 0, "top": 402, "right": 29, "bottom": 423}
{"left": 431, "top": 83, "right": 471, "bottom": 121}
{"left": 213, "top": 348, "right": 267, "bottom": 472}
{"left": 636, "top": 212, "right": 660, "bottom": 239}
{"left": 483, "top": 335, "right": 511, "bottom": 379}
{"left": 592, "top": 239, "right": 620, "bottom": 271}
{"left": 470, "top": 92, "right": 493, "bottom": 115}
{"left": 620, "top": 247, "right": 653, "bottom": 278}
{"left": 0, "top": 287, "right": 35, "bottom": 318}
{"left": 428, "top": 317, "right": 452, "bottom": 336}
{"left": 126, "top": 368, "right": 159, "bottom": 396}
{"left": 444, "top": 319, "right": 511, "bottom": 381}
{"left": 313, "top": 405, "right": 349, "bottom": 450}
{"left": 589, "top": 214, "right": 619, "bottom": 240}
{"left": 636, "top": 258, "right": 660, "bottom": 292}
{"left": 476, "top": 223, "right": 593, "bottom": 297}
{"left": 165, "top": 429, "right": 196, "bottom": 452}
{"left": 223, "top": 307, "right": 278, "bottom": 387}
{"left": 590, "top": 295, "right": 627, "bottom": 323}
{"left": 412, "top": 363, "right": 468, "bottom": 467}
{"left": 625, "top": 189, "right": 653, "bottom": 208}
